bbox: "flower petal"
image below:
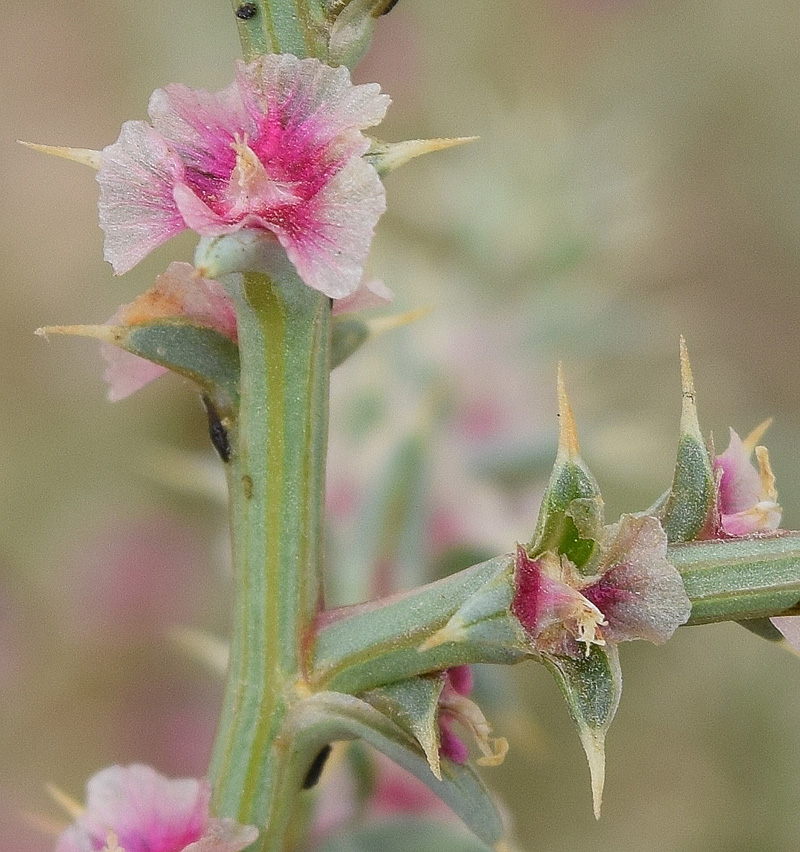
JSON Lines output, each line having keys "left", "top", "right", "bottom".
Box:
{"left": 332, "top": 278, "right": 393, "bottom": 315}
{"left": 183, "top": 818, "right": 259, "bottom": 852}
{"left": 148, "top": 80, "right": 252, "bottom": 199}
{"left": 272, "top": 155, "right": 386, "bottom": 299}
{"left": 583, "top": 515, "right": 691, "bottom": 644}
{"left": 235, "top": 54, "right": 389, "bottom": 158}
{"left": 771, "top": 616, "right": 800, "bottom": 653}
{"left": 101, "top": 262, "right": 237, "bottom": 400}
{"left": 78, "top": 764, "right": 208, "bottom": 851}
{"left": 102, "top": 346, "right": 169, "bottom": 401}
{"left": 98, "top": 121, "right": 187, "bottom": 274}
{"left": 715, "top": 428, "right": 763, "bottom": 515}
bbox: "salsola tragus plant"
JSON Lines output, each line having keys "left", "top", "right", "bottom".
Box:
{"left": 25, "top": 2, "right": 800, "bottom": 851}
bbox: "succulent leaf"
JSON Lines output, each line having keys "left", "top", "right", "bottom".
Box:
{"left": 38, "top": 320, "right": 241, "bottom": 412}
{"left": 289, "top": 692, "right": 506, "bottom": 848}
{"left": 530, "top": 367, "right": 603, "bottom": 570}
{"left": 542, "top": 644, "right": 622, "bottom": 819}
{"left": 658, "top": 339, "right": 716, "bottom": 543}
{"left": 361, "top": 675, "right": 446, "bottom": 779}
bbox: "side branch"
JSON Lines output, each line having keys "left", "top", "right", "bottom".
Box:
{"left": 310, "top": 534, "right": 800, "bottom": 695}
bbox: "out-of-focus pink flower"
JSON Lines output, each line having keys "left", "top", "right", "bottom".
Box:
{"left": 512, "top": 515, "right": 691, "bottom": 658}
{"left": 97, "top": 55, "right": 389, "bottom": 299}
{"left": 367, "top": 754, "right": 448, "bottom": 819}
{"left": 55, "top": 764, "right": 256, "bottom": 852}
{"left": 100, "top": 265, "right": 390, "bottom": 400}
{"left": 59, "top": 516, "right": 207, "bottom": 640}
{"left": 713, "top": 423, "right": 781, "bottom": 537}
{"left": 310, "top": 749, "right": 448, "bottom": 846}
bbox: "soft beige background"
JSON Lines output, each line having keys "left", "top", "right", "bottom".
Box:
{"left": 4, "top": 1, "right": 800, "bottom": 850}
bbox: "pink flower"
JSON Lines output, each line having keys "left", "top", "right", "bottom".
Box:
{"left": 713, "top": 423, "right": 781, "bottom": 537}
{"left": 512, "top": 515, "right": 691, "bottom": 658}
{"left": 437, "top": 667, "right": 474, "bottom": 765}
{"left": 96, "top": 263, "right": 390, "bottom": 400}
{"left": 55, "top": 765, "right": 256, "bottom": 852}
{"left": 100, "top": 262, "right": 236, "bottom": 401}
{"left": 98, "top": 54, "right": 390, "bottom": 298}
{"left": 436, "top": 666, "right": 508, "bottom": 769}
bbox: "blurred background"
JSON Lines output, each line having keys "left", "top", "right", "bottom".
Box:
{"left": 4, "top": 0, "right": 800, "bottom": 849}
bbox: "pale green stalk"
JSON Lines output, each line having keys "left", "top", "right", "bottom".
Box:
{"left": 208, "top": 269, "right": 330, "bottom": 852}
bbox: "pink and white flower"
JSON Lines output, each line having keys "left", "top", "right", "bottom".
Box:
{"left": 512, "top": 514, "right": 691, "bottom": 658}
{"left": 97, "top": 54, "right": 389, "bottom": 298}
{"left": 55, "top": 764, "right": 256, "bottom": 852}
{"left": 713, "top": 422, "right": 781, "bottom": 537}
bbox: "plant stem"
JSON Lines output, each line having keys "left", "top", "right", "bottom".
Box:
{"left": 311, "top": 556, "right": 526, "bottom": 694}
{"left": 209, "top": 270, "right": 331, "bottom": 852}
{"left": 671, "top": 532, "right": 800, "bottom": 624}
{"left": 311, "top": 534, "right": 800, "bottom": 694}
{"left": 228, "top": 0, "right": 329, "bottom": 62}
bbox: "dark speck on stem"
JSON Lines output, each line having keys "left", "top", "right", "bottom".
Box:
{"left": 302, "top": 744, "right": 332, "bottom": 789}
{"left": 202, "top": 395, "right": 232, "bottom": 463}
{"left": 236, "top": 3, "right": 258, "bottom": 20}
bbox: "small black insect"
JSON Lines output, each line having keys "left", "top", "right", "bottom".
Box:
{"left": 302, "top": 744, "right": 332, "bottom": 789}
{"left": 202, "top": 396, "right": 232, "bottom": 463}
{"left": 235, "top": 3, "right": 258, "bottom": 20}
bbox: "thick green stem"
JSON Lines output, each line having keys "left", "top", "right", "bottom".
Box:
{"left": 311, "top": 556, "right": 526, "bottom": 694}
{"left": 672, "top": 532, "right": 800, "bottom": 624}
{"left": 209, "top": 270, "right": 331, "bottom": 852}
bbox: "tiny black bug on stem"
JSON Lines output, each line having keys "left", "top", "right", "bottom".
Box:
{"left": 235, "top": 3, "right": 258, "bottom": 20}
{"left": 302, "top": 744, "right": 332, "bottom": 789}
{"left": 202, "top": 396, "right": 232, "bottom": 463}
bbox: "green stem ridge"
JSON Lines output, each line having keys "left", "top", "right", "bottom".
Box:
{"left": 672, "top": 533, "right": 800, "bottom": 624}
{"left": 209, "top": 270, "right": 331, "bottom": 851}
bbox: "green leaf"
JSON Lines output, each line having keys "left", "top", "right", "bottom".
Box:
{"left": 331, "top": 316, "right": 371, "bottom": 369}
{"left": 542, "top": 644, "right": 622, "bottom": 819}
{"left": 289, "top": 692, "right": 506, "bottom": 849}
{"left": 418, "top": 564, "right": 523, "bottom": 656}
{"left": 316, "top": 818, "right": 495, "bottom": 852}
{"left": 530, "top": 367, "right": 604, "bottom": 570}
{"left": 658, "top": 339, "right": 716, "bottom": 543}
{"left": 361, "top": 675, "right": 446, "bottom": 778}
{"left": 124, "top": 322, "right": 240, "bottom": 409}
{"left": 38, "top": 320, "right": 240, "bottom": 412}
